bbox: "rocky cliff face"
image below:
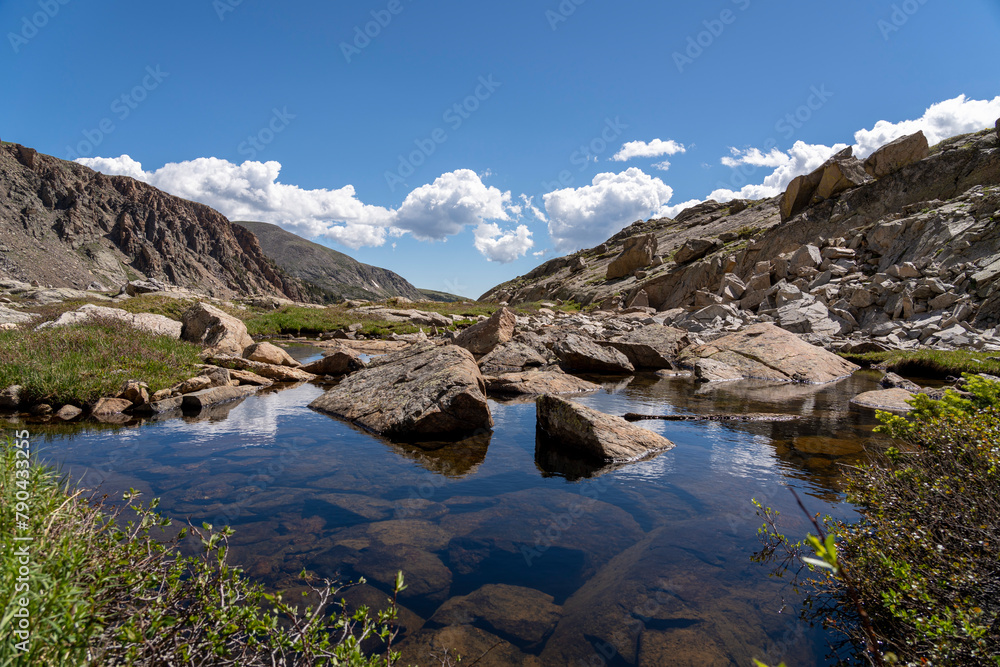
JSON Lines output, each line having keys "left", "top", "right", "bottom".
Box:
{"left": 482, "top": 125, "right": 1000, "bottom": 348}
{"left": 0, "top": 143, "right": 303, "bottom": 299}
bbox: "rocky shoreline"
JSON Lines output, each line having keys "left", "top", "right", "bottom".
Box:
{"left": 3, "top": 124, "right": 999, "bottom": 467}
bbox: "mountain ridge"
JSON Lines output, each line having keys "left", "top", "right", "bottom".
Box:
{"left": 481, "top": 125, "right": 1000, "bottom": 328}
{"left": 232, "top": 221, "right": 423, "bottom": 303}
{"left": 0, "top": 143, "right": 303, "bottom": 299}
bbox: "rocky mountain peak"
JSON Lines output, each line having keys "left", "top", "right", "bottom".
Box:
{"left": 0, "top": 142, "right": 303, "bottom": 299}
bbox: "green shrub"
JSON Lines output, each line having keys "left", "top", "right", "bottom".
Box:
{"left": 0, "top": 438, "right": 404, "bottom": 666}
{"left": 758, "top": 375, "right": 1000, "bottom": 665}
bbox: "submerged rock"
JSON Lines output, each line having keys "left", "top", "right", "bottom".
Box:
{"left": 309, "top": 343, "right": 493, "bottom": 438}
{"left": 678, "top": 323, "right": 858, "bottom": 384}
{"left": 850, "top": 388, "right": 915, "bottom": 413}
{"left": 430, "top": 583, "right": 562, "bottom": 648}
{"left": 535, "top": 394, "right": 674, "bottom": 463}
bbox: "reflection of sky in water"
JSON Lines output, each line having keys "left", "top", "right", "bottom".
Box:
{"left": 153, "top": 384, "right": 326, "bottom": 445}
{"left": 27, "top": 361, "right": 885, "bottom": 666}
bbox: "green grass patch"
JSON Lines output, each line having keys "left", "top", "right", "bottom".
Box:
{"left": 838, "top": 348, "right": 1000, "bottom": 378}
{"left": 0, "top": 438, "right": 403, "bottom": 665}
{"left": 0, "top": 318, "right": 202, "bottom": 406}
{"left": 238, "top": 305, "right": 422, "bottom": 338}
{"left": 237, "top": 300, "right": 581, "bottom": 337}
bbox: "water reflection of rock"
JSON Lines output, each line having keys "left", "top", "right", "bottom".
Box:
{"left": 638, "top": 372, "right": 884, "bottom": 497}
{"left": 535, "top": 430, "right": 641, "bottom": 480}
{"left": 382, "top": 430, "right": 493, "bottom": 477}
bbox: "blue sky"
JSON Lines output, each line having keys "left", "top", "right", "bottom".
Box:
{"left": 3, "top": 0, "right": 999, "bottom": 298}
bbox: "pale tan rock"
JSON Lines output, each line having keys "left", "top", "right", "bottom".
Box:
{"left": 815, "top": 157, "right": 873, "bottom": 199}
{"left": 151, "top": 388, "right": 173, "bottom": 401}
{"left": 118, "top": 379, "right": 149, "bottom": 405}
{"left": 536, "top": 394, "right": 674, "bottom": 462}
{"left": 243, "top": 341, "right": 300, "bottom": 367}
{"left": 174, "top": 376, "right": 213, "bottom": 394}
{"left": 453, "top": 307, "right": 517, "bottom": 355}
{"left": 54, "top": 405, "right": 83, "bottom": 421}
{"left": 90, "top": 397, "right": 133, "bottom": 416}
{"left": 607, "top": 234, "right": 657, "bottom": 279}
{"left": 37, "top": 304, "right": 182, "bottom": 338}
{"left": 181, "top": 385, "right": 257, "bottom": 410}
{"left": 207, "top": 356, "right": 317, "bottom": 382}
{"left": 678, "top": 323, "right": 858, "bottom": 384}
{"left": 181, "top": 302, "right": 253, "bottom": 355}
{"left": 226, "top": 368, "right": 274, "bottom": 387}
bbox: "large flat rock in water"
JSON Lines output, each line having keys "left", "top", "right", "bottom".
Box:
{"left": 678, "top": 323, "right": 858, "bottom": 384}
{"left": 536, "top": 394, "right": 674, "bottom": 463}
{"left": 309, "top": 343, "right": 493, "bottom": 438}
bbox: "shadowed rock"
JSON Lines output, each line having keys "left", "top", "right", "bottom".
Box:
{"left": 553, "top": 335, "right": 634, "bottom": 374}
{"left": 598, "top": 325, "right": 689, "bottom": 370}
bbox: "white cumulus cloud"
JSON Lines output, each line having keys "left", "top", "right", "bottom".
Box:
{"left": 709, "top": 141, "right": 848, "bottom": 202}
{"left": 709, "top": 94, "right": 1000, "bottom": 204}
{"left": 473, "top": 223, "right": 534, "bottom": 263}
{"left": 543, "top": 168, "right": 674, "bottom": 252}
{"left": 611, "top": 139, "right": 686, "bottom": 162}
{"left": 75, "top": 157, "right": 533, "bottom": 262}
{"left": 852, "top": 94, "right": 1000, "bottom": 158}
{"left": 657, "top": 198, "right": 704, "bottom": 219}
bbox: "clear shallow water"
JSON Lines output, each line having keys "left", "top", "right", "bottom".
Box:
{"left": 24, "top": 346, "right": 885, "bottom": 666}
